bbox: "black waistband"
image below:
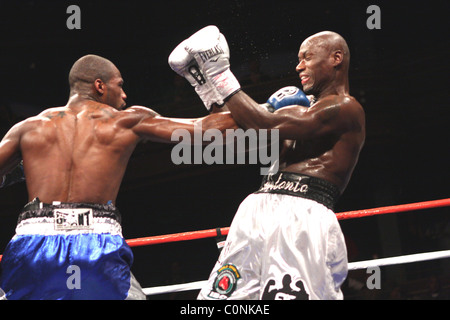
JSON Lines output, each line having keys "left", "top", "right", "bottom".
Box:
{"left": 254, "top": 172, "right": 340, "bottom": 210}
{"left": 18, "top": 198, "right": 122, "bottom": 224}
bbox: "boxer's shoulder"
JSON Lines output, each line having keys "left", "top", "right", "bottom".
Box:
{"left": 123, "top": 105, "right": 160, "bottom": 116}
{"left": 114, "top": 106, "right": 160, "bottom": 129}
{"left": 313, "top": 94, "right": 362, "bottom": 113}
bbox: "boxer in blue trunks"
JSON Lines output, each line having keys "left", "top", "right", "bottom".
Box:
{"left": 0, "top": 54, "right": 236, "bottom": 299}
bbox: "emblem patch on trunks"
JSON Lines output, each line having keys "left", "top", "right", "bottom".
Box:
{"left": 54, "top": 208, "right": 93, "bottom": 231}
{"left": 262, "top": 274, "right": 310, "bottom": 300}
{"left": 208, "top": 264, "right": 241, "bottom": 299}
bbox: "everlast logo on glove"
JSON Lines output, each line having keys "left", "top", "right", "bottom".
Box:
{"left": 198, "top": 44, "right": 224, "bottom": 63}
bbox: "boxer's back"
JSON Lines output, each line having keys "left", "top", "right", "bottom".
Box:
{"left": 20, "top": 101, "right": 139, "bottom": 204}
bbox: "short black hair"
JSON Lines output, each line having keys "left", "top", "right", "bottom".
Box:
{"left": 68, "top": 54, "right": 116, "bottom": 91}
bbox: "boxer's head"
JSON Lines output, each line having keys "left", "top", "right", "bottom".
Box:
{"left": 69, "top": 54, "right": 127, "bottom": 110}
{"left": 296, "top": 31, "right": 349, "bottom": 97}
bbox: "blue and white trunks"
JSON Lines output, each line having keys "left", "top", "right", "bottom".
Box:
{"left": 0, "top": 199, "right": 145, "bottom": 300}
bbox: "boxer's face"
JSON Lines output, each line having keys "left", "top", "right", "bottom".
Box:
{"left": 296, "top": 39, "right": 334, "bottom": 96}
{"left": 102, "top": 68, "right": 127, "bottom": 110}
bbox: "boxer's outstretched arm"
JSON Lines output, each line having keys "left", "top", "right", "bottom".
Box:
{"left": 128, "top": 107, "right": 237, "bottom": 143}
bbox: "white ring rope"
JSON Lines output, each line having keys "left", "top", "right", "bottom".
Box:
{"left": 143, "top": 280, "right": 208, "bottom": 296}
{"left": 347, "top": 249, "right": 450, "bottom": 270}
{"left": 142, "top": 249, "right": 450, "bottom": 296}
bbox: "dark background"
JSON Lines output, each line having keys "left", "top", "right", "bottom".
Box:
{"left": 0, "top": 0, "right": 449, "bottom": 299}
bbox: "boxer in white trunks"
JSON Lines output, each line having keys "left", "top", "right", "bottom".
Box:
{"left": 169, "top": 26, "right": 365, "bottom": 300}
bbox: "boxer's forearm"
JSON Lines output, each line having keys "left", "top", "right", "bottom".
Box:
{"left": 225, "top": 91, "right": 273, "bottom": 130}
{"left": 199, "top": 111, "right": 237, "bottom": 132}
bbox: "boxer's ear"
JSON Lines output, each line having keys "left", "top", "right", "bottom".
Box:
{"left": 332, "top": 50, "right": 344, "bottom": 68}
{"left": 94, "top": 79, "right": 105, "bottom": 95}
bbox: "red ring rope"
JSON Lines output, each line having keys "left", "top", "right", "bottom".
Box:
{"left": 335, "top": 198, "right": 450, "bottom": 220}
{"left": 125, "top": 198, "right": 450, "bottom": 248}
{"left": 126, "top": 227, "right": 230, "bottom": 248}
{"left": 1, "top": 198, "right": 449, "bottom": 261}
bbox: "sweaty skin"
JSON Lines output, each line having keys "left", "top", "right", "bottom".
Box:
{"left": 225, "top": 31, "right": 365, "bottom": 194}
{"left": 0, "top": 55, "right": 236, "bottom": 205}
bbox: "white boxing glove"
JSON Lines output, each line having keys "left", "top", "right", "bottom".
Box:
{"left": 168, "top": 39, "right": 219, "bottom": 111}
{"left": 184, "top": 26, "right": 241, "bottom": 108}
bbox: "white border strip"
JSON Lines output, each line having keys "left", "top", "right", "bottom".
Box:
{"left": 142, "top": 250, "right": 450, "bottom": 296}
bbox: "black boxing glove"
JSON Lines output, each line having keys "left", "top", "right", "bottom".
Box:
{"left": 1, "top": 161, "right": 25, "bottom": 188}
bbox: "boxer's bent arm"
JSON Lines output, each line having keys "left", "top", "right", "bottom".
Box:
{"left": 225, "top": 90, "right": 358, "bottom": 141}
{"left": 131, "top": 110, "right": 237, "bottom": 144}
{"left": 0, "top": 122, "right": 24, "bottom": 176}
